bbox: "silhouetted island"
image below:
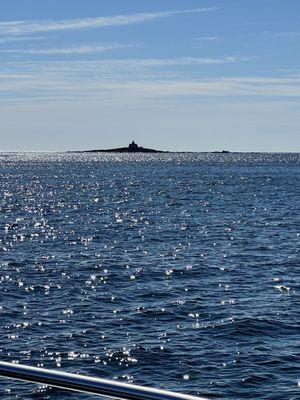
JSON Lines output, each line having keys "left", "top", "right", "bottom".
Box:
{"left": 68, "top": 141, "right": 230, "bottom": 154}
{"left": 79, "top": 141, "right": 165, "bottom": 153}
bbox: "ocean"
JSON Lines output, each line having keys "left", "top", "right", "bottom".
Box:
{"left": 0, "top": 152, "right": 299, "bottom": 400}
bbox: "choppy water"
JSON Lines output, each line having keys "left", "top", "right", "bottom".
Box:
{"left": 0, "top": 152, "right": 300, "bottom": 400}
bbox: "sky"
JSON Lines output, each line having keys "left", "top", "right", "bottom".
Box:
{"left": 0, "top": 0, "right": 300, "bottom": 152}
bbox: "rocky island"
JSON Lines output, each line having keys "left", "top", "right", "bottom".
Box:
{"left": 74, "top": 141, "right": 165, "bottom": 153}
{"left": 69, "top": 141, "right": 230, "bottom": 154}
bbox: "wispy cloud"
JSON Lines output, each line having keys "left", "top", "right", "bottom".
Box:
{"left": 3, "top": 43, "right": 134, "bottom": 55}
{"left": 0, "top": 35, "right": 46, "bottom": 44}
{"left": 0, "top": 56, "right": 245, "bottom": 72}
{"left": 1, "top": 49, "right": 296, "bottom": 104}
{"left": 195, "top": 36, "right": 220, "bottom": 41}
{"left": 91, "top": 78, "right": 300, "bottom": 99}
{"left": 123, "top": 56, "right": 240, "bottom": 66}
{"left": 1, "top": 58, "right": 300, "bottom": 104}
{"left": 237, "top": 31, "right": 300, "bottom": 40}
{"left": 0, "top": 57, "right": 246, "bottom": 83}
{"left": 0, "top": 8, "right": 218, "bottom": 36}
{"left": 269, "top": 31, "right": 300, "bottom": 39}
{"left": 193, "top": 36, "right": 221, "bottom": 48}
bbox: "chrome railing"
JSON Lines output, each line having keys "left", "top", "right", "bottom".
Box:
{"left": 0, "top": 361, "right": 209, "bottom": 400}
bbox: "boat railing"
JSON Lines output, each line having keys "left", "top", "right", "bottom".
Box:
{"left": 0, "top": 361, "right": 209, "bottom": 400}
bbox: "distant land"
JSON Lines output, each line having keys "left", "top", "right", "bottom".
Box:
{"left": 70, "top": 141, "right": 165, "bottom": 153}
{"left": 68, "top": 140, "right": 230, "bottom": 154}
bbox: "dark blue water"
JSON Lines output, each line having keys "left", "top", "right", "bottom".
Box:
{"left": 0, "top": 152, "right": 300, "bottom": 400}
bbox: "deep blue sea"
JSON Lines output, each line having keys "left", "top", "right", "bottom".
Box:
{"left": 0, "top": 152, "right": 300, "bottom": 400}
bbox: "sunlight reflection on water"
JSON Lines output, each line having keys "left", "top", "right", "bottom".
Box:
{"left": 0, "top": 152, "right": 299, "bottom": 399}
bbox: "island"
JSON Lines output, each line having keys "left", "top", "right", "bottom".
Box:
{"left": 72, "top": 141, "right": 166, "bottom": 153}
{"left": 68, "top": 141, "right": 230, "bottom": 154}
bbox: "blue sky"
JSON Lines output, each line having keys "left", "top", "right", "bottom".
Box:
{"left": 0, "top": 0, "right": 300, "bottom": 151}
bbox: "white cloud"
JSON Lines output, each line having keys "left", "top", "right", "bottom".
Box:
{"left": 1, "top": 75, "right": 300, "bottom": 104}
{"left": 115, "top": 56, "right": 240, "bottom": 66}
{"left": 0, "top": 8, "right": 217, "bottom": 36}
{"left": 193, "top": 36, "right": 221, "bottom": 48}
{"left": 0, "top": 57, "right": 248, "bottom": 97}
{"left": 195, "top": 36, "right": 220, "bottom": 41}
{"left": 0, "top": 35, "right": 46, "bottom": 44}
{"left": 0, "top": 56, "right": 245, "bottom": 76}
{"left": 3, "top": 43, "right": 134, "bottom": 55}
{"left": 0, "top": 57, "right": 234, "bottom": 83}
{"left": 1, "top": 58, "right": 299, "bottom": 104}
{"left": 267, "top": 31, "right": 300, "bottom": 39}
{"left": 86, "top": 78, "right": 300, "bottom": 99}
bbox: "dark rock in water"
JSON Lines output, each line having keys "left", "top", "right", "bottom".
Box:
{"left": 73, "top": 141, "right": 165, "bottom": 153}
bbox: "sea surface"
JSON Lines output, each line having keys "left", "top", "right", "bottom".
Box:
{"left": 0, "top": 152, "right": 299, "bottom": 400}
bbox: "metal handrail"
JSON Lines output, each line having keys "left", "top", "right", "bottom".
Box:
{"left": 0, "top": 361, "right": 209, "bottom": 400}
